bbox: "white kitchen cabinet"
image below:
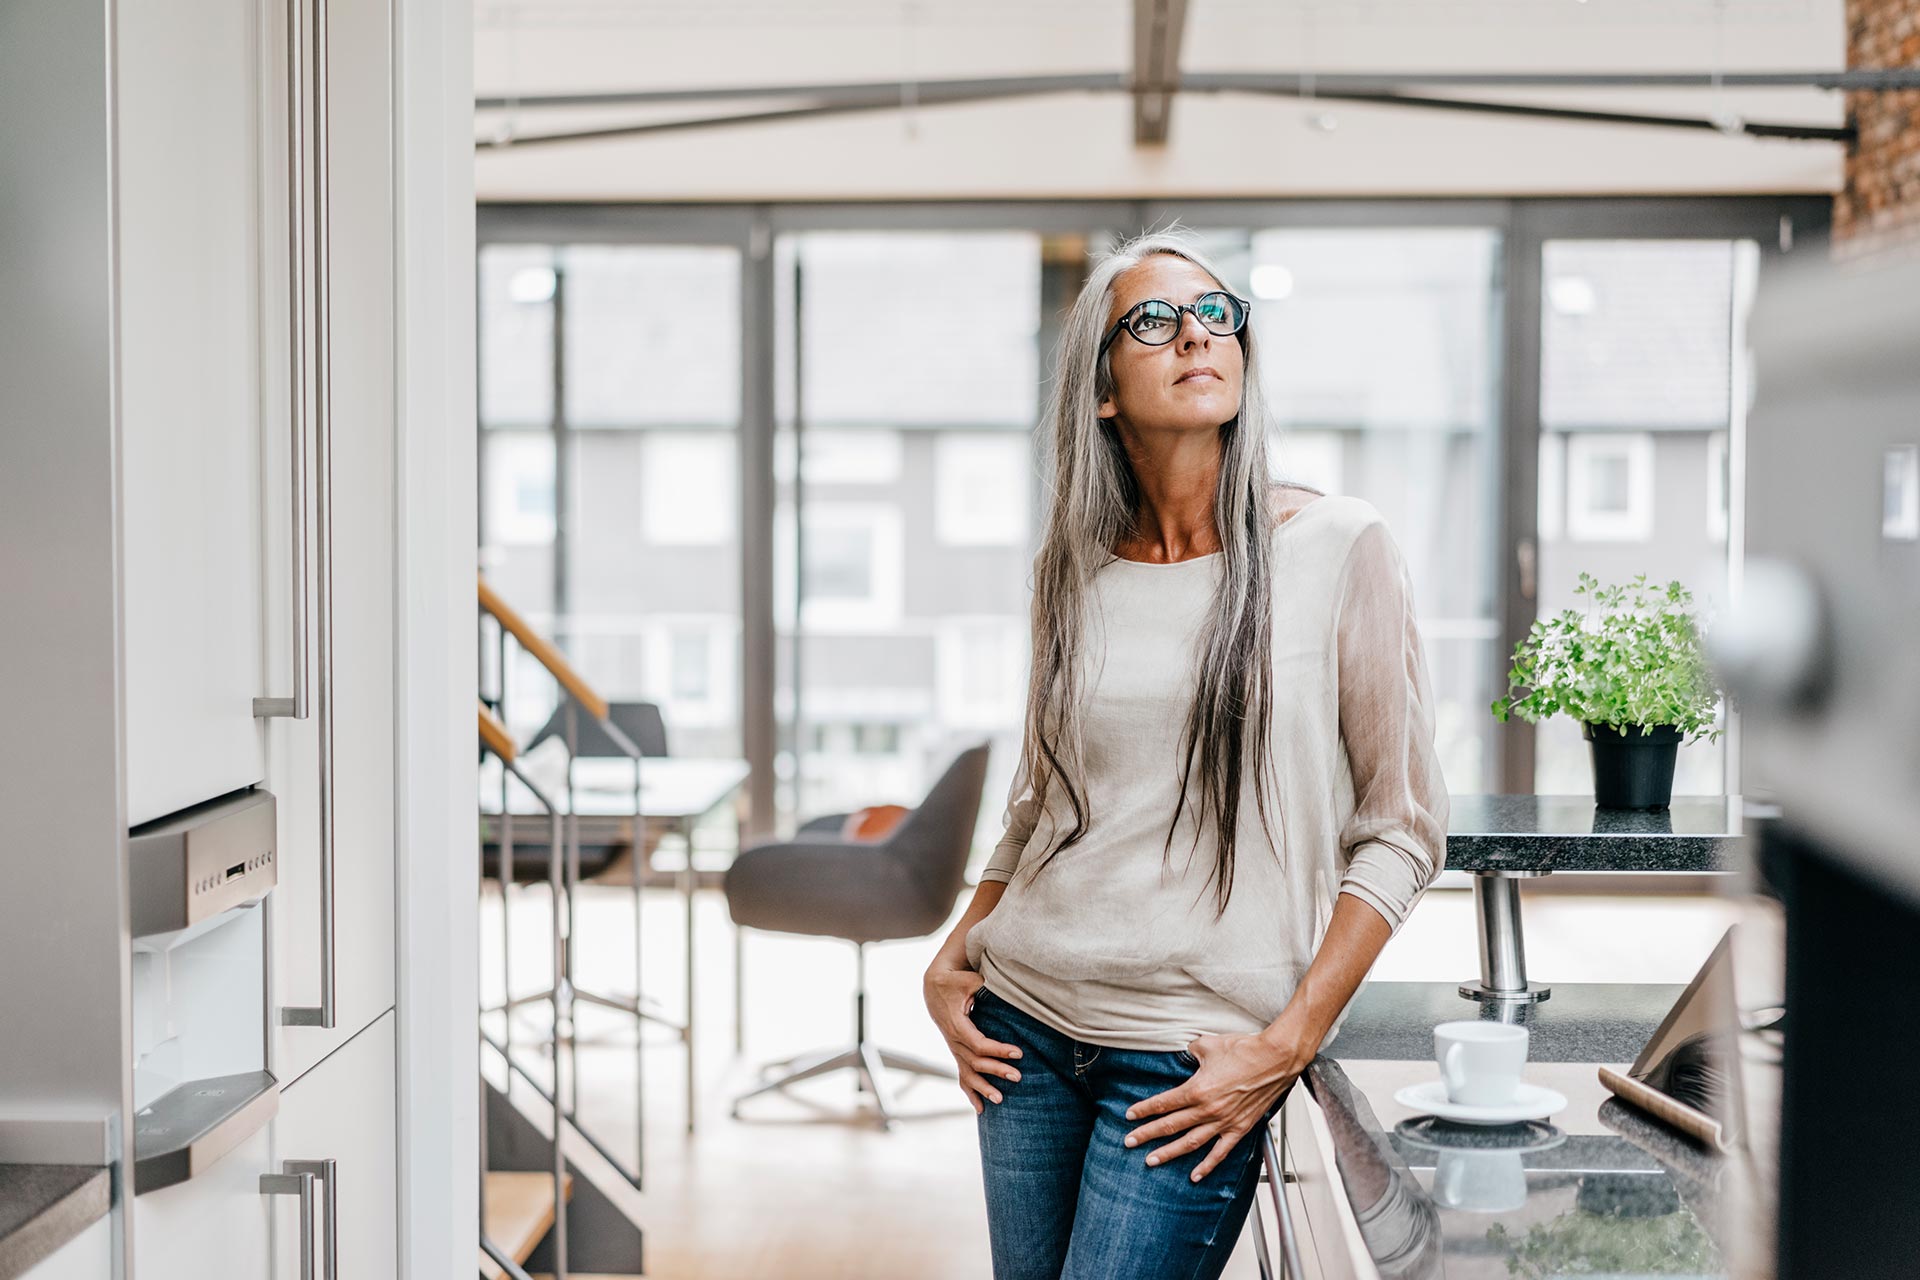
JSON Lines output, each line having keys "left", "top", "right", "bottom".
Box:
{"left": 271, "top": 0, "right": 399, "bottom": 1083}
{"left": 20, "top": 1218, "right": 113, "bottom": 1280}
{"left": 271, "top": 1010, "right": 398, "bottom": 1279}
{"left": 117, "top": 0, "right": 396, "bottom": 1084}
{"left": 10, "top": 0, "right": 462, "bottom": 1267}
{"left": 116, "top": 0, "right": 269, "bottom": 828}
{"left": 131, "top": 1123, "right": 274, "bottom": 1280}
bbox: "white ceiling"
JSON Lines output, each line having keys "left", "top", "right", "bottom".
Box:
{"left": 473, "top": 0, "right": 1846, "bottom": 201}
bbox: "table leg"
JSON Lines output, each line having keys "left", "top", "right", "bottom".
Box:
{"left": 682, "top": 815, "right": 697, "bottom": 1133}
{"left": 733, "top": 807, "right": 744, "bottom": 1056}
{"left": 632, "top": 766, "right": 646, "bottom": 1187}
{"left": 1459, "top": 870, "right": 1552, "bottom": 1003}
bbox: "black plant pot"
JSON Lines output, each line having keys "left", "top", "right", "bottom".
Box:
{"left": 1582, "top": 721, "right": 1683, "bottom": 810}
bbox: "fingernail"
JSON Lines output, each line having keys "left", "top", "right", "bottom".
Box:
{"left": 1123, "top": 1136, "right": 1136, "bottom": 1148}
{"left": 1009, "top": 1072, "right": 1021, "bottom": 1082}
{"left": 1010, "top": 1049, "right": 1022, "bottom": 1059}
{"left": 1145, "top": 1155, "right": 1159, "bottom": 1166}
{"left": 991, "top": 1092, "right": 1002, "bottom": 1103}
{"left": 1190, "top": 1172, "right": 1202, "bottom": 1183}
{"left": 1124, "top": 1109, "right": 1136, "bottom": 1120}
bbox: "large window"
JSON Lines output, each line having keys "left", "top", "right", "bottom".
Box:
{"left": 1534, "top": 238, "right": 1760, "bottom": 795}
{"left": 772, "top": 231, "right": 1042, "bottom": 859}
{"left": 478, "top": 241, "right": 744, "bottom": 762}
{"left": 478, "top": 198, "right": 1818, "bottom": 866}
{"left": 1153, "top": 226, "right": 1505, "bottom": 793}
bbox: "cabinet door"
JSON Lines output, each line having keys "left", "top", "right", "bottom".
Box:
{"left": 21, "top": 1217, "right": 112, "bottom": 1280}
{"left": 273, "top": 1009, "right": 397, "bottom": 1280}
{"left": 131, "top": 1121, "right": 274, "bottom": 1280}
{"left": 272, "top": 0, "right": 398, "bottom": 1079}
{"left": 116, "top": 0, "right": 269, "bottom": 827}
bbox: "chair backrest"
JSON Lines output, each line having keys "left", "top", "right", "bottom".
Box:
{"left": 527, "top": 699, "right": 670, "bottom": 759}
{"left": 882, "top": 741, "right": 992, "bottom": 920}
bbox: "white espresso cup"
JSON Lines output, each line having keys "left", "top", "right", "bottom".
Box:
{"left": 1433, "top": 1021, "right": 1529, "bottom": 1107}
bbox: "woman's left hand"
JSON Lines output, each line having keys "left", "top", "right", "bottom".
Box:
{"left": 1122, "top": 1032, "right": 1307, "bottom": 1182}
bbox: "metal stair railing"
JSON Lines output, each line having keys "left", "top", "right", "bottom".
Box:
{"left": 480, "top": 575, "right": 665, "bottom": 1188}
{"left": 479, "top": 701, "right": 568, "bottom": 1280}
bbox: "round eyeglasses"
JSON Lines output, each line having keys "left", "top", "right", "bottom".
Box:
{"left": 1098, "top": 290, "right": 1251, "bottom": 358}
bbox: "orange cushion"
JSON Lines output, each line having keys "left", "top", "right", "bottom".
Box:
{"left": 841, "top": 804, "right": 910, "bottom": 842}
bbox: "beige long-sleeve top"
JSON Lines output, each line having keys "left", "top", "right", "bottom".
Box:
{"left": 965, "top": 493, "right": 1449, "bottom": 1053}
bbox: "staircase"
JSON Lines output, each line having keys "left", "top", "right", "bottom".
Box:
{"left": 479, "top": 1075, "right": 643, "bottom": 1279}
{"left": 481, "top": 1171, "right": 573, "bottom": 1280}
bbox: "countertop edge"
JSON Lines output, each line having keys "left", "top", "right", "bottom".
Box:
{"left": 0, "top": 1165, "right": 112, "bottom": 1280}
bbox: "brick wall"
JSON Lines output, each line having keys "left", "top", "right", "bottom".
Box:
{"left": 1836, "top": 0, "right": 1920, "bottom": 260}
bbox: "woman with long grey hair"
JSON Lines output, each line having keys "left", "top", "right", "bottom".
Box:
{"left": 922, "top": 226, "right": 1449, "bottom": 1279}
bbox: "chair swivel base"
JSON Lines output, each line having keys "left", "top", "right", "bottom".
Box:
{"left": 730, "top": 1040, "right": 956, "bottom": 1129}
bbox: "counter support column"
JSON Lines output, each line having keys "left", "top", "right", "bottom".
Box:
{"left": 1460, "top": 870, "right": 1551, "bottom": 1003}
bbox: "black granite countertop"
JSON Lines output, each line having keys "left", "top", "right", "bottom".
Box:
{"left": 1445, "top": 794, "right": 1749, "bottom": 872}
{"left": 1305, "top": 980, "right": 1730, "bottom": 1278}
{"left": 0, "top": 1164, "right": 110, "bottom": 1280}
{"left": 1324, "top": 981, "right": 1685, "bottom": 1063}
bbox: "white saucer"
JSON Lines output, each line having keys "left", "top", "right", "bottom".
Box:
{"left": 1393, "top": 1078, "right": 1568, "bottom": 1125}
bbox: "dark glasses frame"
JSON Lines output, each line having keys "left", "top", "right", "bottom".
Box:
{"left": 1097, "top": 289, "right": 1252, "bottom": 359}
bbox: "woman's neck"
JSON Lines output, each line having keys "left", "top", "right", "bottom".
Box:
{"left": 1114, "top": 432, "right": 1221, "bottom": 562}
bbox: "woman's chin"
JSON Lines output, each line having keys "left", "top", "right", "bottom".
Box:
{"left": 1165, "top": 407, "right": 1237, "bottom": 435}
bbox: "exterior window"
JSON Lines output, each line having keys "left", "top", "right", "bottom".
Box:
{"left": 1272, "top": 430, "right": 1343, "bottom": 496}
{"left": 776, "top": 502, "right": 904, "bottom": 631}
{"left": 934, "top": 434, "right": 1028, "bottom": 546}
{"left": 777, "top": 429, "right": 903, "bottom": 486}
{"left": 937, "top": 619, "right": 1026, "bottom": 728}
{"left": 1538, "top": 431, "right": 1565, "bottom": 542}
{"left": 1888, "top": 445, "right": 1920, "bottom": 541}
{"left": 643, "top": 433, "right": 734, "bottom": 546}
{"left": 1707, "top": 431, "right": 1729, "bottom": 544}
{"left": 1565, "top": 432, "right": 1654, "bottom": 541}
{"left": 484, "top": 433, "right": 555, "bottom": 545}
{"left": 669, "top": 626, "right": 710, "bottom": 701}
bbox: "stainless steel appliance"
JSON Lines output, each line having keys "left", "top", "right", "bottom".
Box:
{"left": 1716, "top": 245, "right": 1920, "bottom": 1278}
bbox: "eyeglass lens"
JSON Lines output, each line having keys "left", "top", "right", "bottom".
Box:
{"left": 1128, "top": 291, "right": 1244, "bottom": 344}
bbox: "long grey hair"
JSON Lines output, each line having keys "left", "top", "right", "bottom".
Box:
{"left": 1017, "top": 226, "right": 1284, "bottom": 918}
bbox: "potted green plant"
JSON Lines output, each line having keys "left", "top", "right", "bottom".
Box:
{"left": 1491, "top": 572, "right": 1724, "bottom": 810}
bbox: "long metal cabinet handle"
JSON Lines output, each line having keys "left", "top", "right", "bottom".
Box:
{"left": 256, "top": 0, "right": 310, "bottom": 721}
{"left": 260, "top": 1169, "right": 318, "bottom": 1280}
{"left": 280, "top": 0, "right": 336, "bottom": 1030}
{"left": 284, "top": 1159, "right": 338, "bottom": 1280}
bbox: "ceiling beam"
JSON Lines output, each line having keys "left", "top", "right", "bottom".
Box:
{"left": 478, "top": 88, "right": 1850, "bottom": 152}
{"left": 476, "top": 68, "right": 1920, "bottom": 113}
{"left": 1237, "top": 86, "right": 1853, "bottom": 142}
{"left": 476, "top": 82, "right": 1086, "bottom": 151}
{"left": 1131, "top": 0, "right": 1189, "bottom": 145}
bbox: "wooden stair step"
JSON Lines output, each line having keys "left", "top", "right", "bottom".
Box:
{"left": 480, "top": 1170, "right": 575, "bottom": 1280}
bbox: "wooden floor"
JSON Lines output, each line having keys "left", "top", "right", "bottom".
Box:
{"left": 480, "top": 877, "right": 1739, "bottom": 1278}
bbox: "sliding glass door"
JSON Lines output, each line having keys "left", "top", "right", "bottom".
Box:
{"left": 1533, "top": 236, "right": 1759, "bottom": 796}
{"left": 772, "top": 230, "right": 1044, "bottom": 866}
{"left": 478, "top": 239, "right": 746, "bottom": 763}
{"left": 1143, "top": 224, "right": 1506, "bottom": 793}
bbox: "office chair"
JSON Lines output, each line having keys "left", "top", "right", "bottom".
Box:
{"left": 724, "top": 741, "right": 991, "bottom": 1129}
{"left": 528, "top": 698, "right": 668, "bottom": 759}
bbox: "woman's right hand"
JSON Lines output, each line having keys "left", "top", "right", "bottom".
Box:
{"left": 923, "top": 957, "right": 1024, "bottom": 1114}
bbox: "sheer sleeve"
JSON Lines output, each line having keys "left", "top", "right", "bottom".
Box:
{"left": 1331, "top": 515, "right": 1450, "bottom": 936}
{"left": 977, "top": 741, "right": 1044, "bottom": 883}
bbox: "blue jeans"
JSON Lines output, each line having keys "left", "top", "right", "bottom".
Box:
{"left": 970, "top": 984, "right": 1292, "bottom": 1280}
